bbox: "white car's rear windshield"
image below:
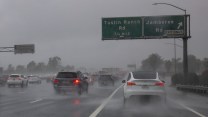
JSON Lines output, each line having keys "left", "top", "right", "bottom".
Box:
{"left": 133, "top": 72, "right": 156, "bottom": 79}
{"left": 10, "top": 75, "right": 20, "bottom": 78}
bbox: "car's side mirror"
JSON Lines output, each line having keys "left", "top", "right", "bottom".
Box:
{"left": 122, "top": 80, "right": 126, "bottom": 83}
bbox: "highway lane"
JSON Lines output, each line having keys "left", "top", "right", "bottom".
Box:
{"left": 97, "top": 86, "right": 207, "bottom": 117}
{"left": 0, "top": 80, "right": 118, "bottom": 117}
{"left": 0, "top": 78, "right": 208, "bottom": 117}
{"left": 96, "top": 77, "right": 208, "bottom": 117}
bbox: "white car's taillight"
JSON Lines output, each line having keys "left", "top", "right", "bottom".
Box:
{"left": 8, "top": 77, "right": 13, "bottom": 80}
{"left": 16, "top": 77, "right": 22, "bottom": 80}
{"left": 127, "top": 82, "right": 136, "bottom": 86}
{"left": 155, "top": 82, "right": 164, "bottom": 87}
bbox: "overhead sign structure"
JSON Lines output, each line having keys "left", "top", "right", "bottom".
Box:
{"left": 14, "top": 44, "right": 35, "bottom": 54}
{"left": 102, "top": 17, "right": 142, "bottom": 40}
{"left": 102, "top": 15, "right": 189, "bottom": 40}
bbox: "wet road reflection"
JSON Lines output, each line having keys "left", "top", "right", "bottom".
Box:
{"left": 0, "top": 79, "right": 207, "bottom": 117}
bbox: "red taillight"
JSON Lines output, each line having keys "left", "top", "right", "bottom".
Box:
{"left": 53, "top": 79, "right": 59, "bottom": 84}
{"left": 127, "top": 82, "right": 136, "bottom": 86}
{"left": 155, "top": 82, "right": 164, "bottom": 87}
{"left": 16, "top": 77, "right": 21, "bottom": 80}
{"left": 8, "top": 77, "right": 21, "bottom": 80}
{"left": 73, "top": 79, "right": 80, "bottom": 85}
{"left": 8, "top": 77, "right": 12, "bottom": 80}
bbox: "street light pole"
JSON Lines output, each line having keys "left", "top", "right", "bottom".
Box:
{"left": 152, "top": 3, "right": 186, "bottom": 13}
{"left": 174, "top": 38, "right": 177, "bottom": 74}
{"left": 153, "top": 2, "right": 189, "bottom": 78}
{"left": 165, "top": 41, "right": 183, "bottom": 74}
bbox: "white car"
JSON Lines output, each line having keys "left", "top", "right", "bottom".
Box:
{"left": 7, "top": 74, "right": 28, "bottom": 87}
{"left": 122, "top": 71, "right": 166, "bottom": 104}
{"left": 28, "top": 76, "right": 41, "bottom": 84}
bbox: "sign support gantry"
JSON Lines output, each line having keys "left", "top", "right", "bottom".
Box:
{"left": 0, "top": 44, "right": 35, "bottom": 54}
{"left": 0, "top": 47, "right": 14, "bottom": 52}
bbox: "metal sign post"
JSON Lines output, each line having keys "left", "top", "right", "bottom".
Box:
{"left": 183, "top": 12, "right": 189, "bottom": 79}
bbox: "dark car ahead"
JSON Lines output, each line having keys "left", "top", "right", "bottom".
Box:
{"left": 98, "top": 75, "right": 114, "bottom": 86}
{"left": 53, "top": 71, "right": 88, "bottom": 95}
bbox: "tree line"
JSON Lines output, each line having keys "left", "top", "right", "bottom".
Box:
{"left": 1, "top": 56, "right": 75, "bottom": 75}
{"left": 140, "top": 53, "right": 208, "bottom": 85}
{"left": 140, "top": 53, "right": 208, "bottom": 74}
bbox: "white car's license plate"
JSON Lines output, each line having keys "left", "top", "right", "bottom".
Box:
{"left": 142, "top": 85, "right": 149, "bottom": 89}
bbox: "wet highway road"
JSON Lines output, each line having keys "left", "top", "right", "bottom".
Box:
{"left": 0, "top": 79, "right": 208, "bottom": 117}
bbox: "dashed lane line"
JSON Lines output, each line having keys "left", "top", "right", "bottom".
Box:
{"left": 30, "top": 98, "right": 43, "bottom": 104}
{"left": 0, "top": 98, "right": 32, "bottom": 106}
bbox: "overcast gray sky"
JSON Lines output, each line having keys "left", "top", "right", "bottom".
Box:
{"left": 0, "top": 0, "right": 207, "bottom": 70}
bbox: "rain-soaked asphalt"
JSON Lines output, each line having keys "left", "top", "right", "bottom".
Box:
{"left": 0, "top": 78, "right": 208, "bottom": 117}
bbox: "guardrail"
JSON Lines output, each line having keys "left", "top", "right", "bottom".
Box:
{"left": 176, "top": 84, "right": 208, "bottom": 94}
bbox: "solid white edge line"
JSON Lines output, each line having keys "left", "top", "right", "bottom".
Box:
{"left": 89, "top": 84, "right": 124, "bottom": 117}
{"left": 178, "top": 103, "right": 207, "bottom": 117}
{"left": 169, "top": 98, "right": 206, "bottom": 117}
{"left": 30, "top": 98, "right": 43, "bottom": 104}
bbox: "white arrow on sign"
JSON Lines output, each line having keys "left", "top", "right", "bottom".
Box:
{"left": 177, "top": 22, "right": 183, "bottom": 29}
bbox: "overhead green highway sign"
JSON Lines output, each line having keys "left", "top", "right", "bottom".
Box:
{"left": 102, "top": 15, "right": 189, "bottom": 40}
{"left": 102, "top": 17, "right": 142, "bottom": 40}
{"left": 143, "top": 15, "right": 185, "bottom": 38}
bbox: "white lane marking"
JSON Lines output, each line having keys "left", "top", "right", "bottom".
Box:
{"left": 89, "top": 84, "right": 124, "bottom": 117}
{"left": 30, "top": 98, "right": 43, "bottom": 104}
{"left": 178, "top": 103, "right": 207, "bottom": 117}
{"left": 0, "top": 98, "right": 32, "bottom": 106}
{"left": 169, "top": 99, "right": 206, "bottom": 117}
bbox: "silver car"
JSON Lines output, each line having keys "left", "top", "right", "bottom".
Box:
{"left": 28, "top": 76, "right": 41, "bottom": 84}
{"left": 7, "top": 74, "right": 28, "bottom": 87}
{"left": 122, "top": 71, "right": 166, "bottom": 104}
